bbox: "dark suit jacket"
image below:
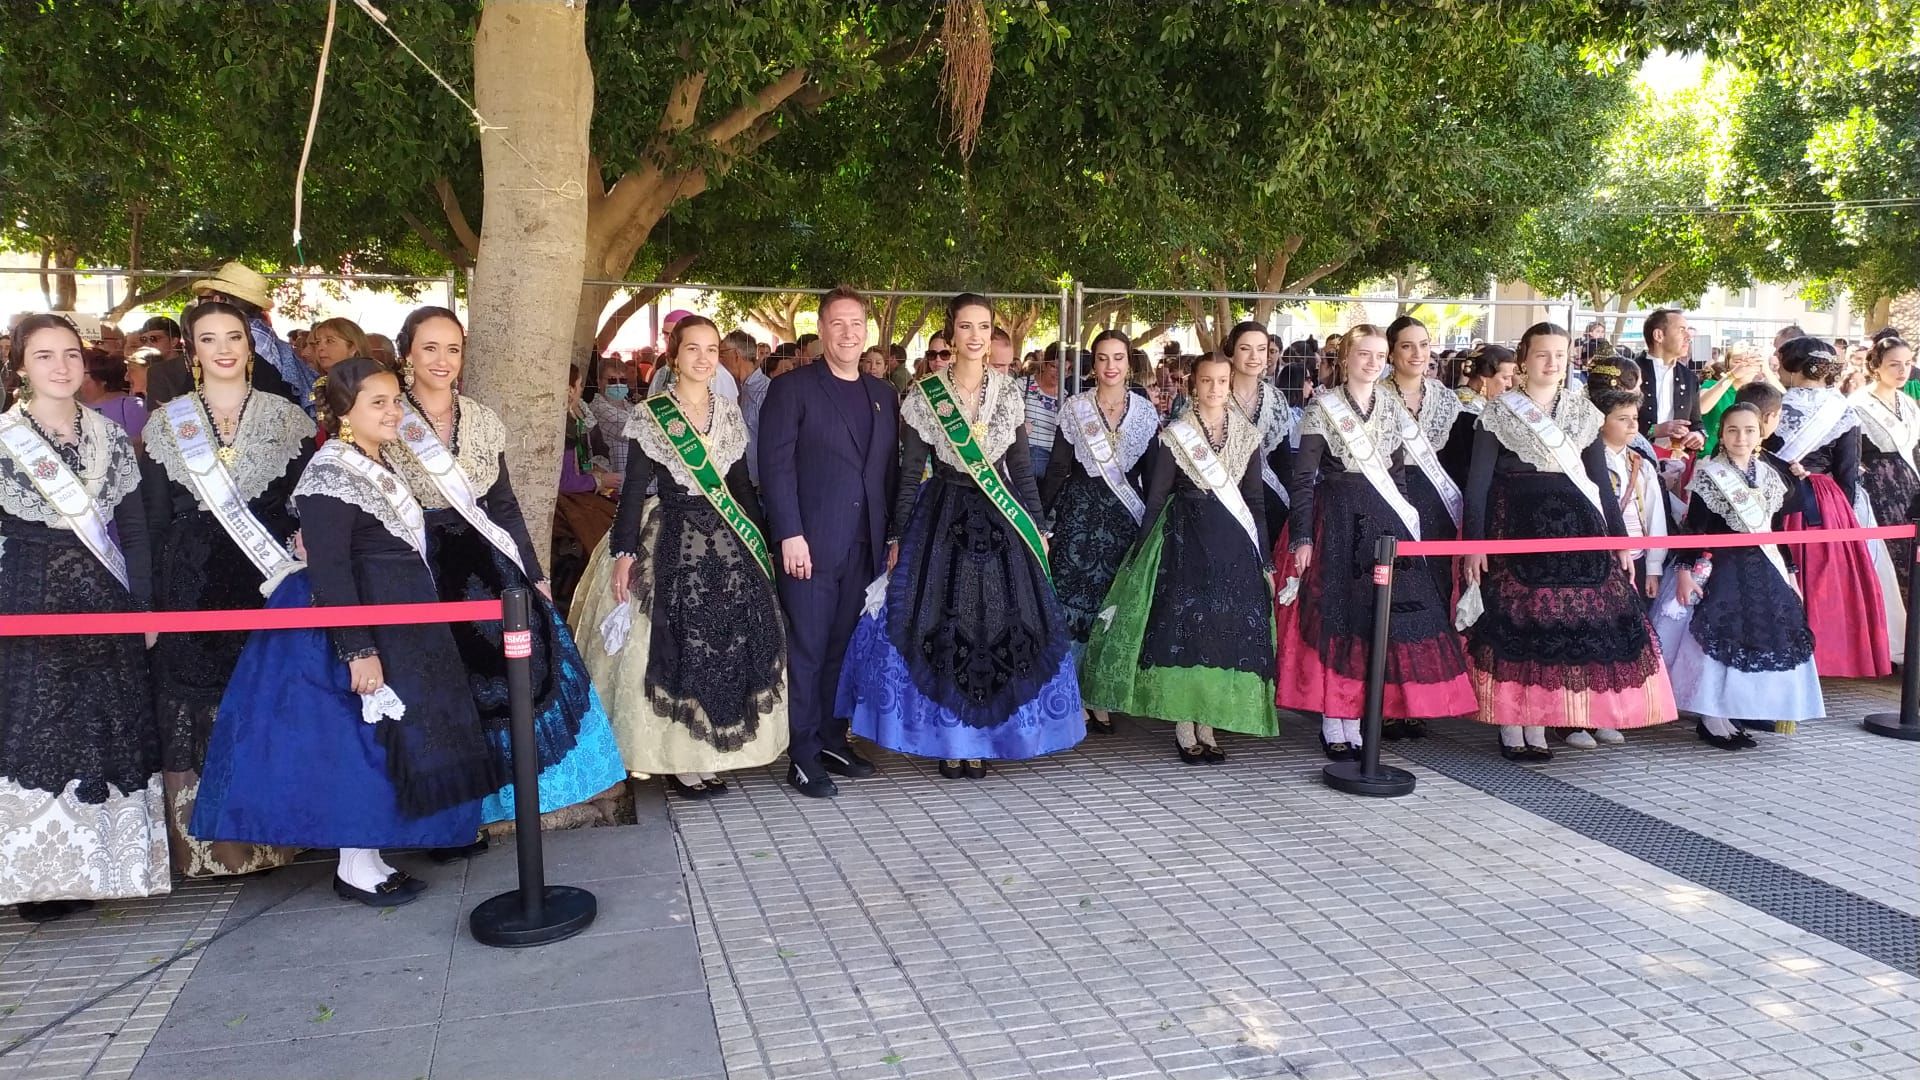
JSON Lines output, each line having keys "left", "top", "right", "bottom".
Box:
{"left": 757, "top": 362, "right": 900, "bottom": 580}
{"left": 1633, "top": 354, "right": 1701, "bottom": 435}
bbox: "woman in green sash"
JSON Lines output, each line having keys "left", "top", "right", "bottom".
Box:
{"left": 574, "top": 316, "right": 789, "bottom": 797}
{"left": 838, "top": 293, "right": 1084, "bottom": 779}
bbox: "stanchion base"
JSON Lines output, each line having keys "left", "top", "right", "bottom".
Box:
{"left": 469, "top": 885, "right": 597, "bottom": 948}
{"left": 1862, "top": 713, "right": 1920, "bottom": 741}
{"left": 1322, "top": 761, "right": 1416, "bottom": 797}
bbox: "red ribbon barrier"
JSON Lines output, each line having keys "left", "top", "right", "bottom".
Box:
{"left": 1399, "top": 524, "right": 1914, "bottom": 558}
{"left": 0, "top": 599, "right": 502, "bottom": 638}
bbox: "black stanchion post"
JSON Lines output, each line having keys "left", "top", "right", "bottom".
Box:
{"left": 1323, "top": 534, "right": 1417, "bottom": 797}
{"left": 469, "top": 587, "right": 598, "bottom": 947}
{"left": 1864, "top": 538, "right": 1920, "bottom": 740}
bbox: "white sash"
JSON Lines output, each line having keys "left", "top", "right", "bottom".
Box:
{"left": 394, "top": 403, "right": 528, "bottom": 579}
{"left": 1238, "top": 385, "right": 1291, "bottom": 508}
{"left": 1315, "top": 392, "right": 1423, "bottom": 539}
{"left": 1391, "top": 398, "right": 1462, "bottom": 530}
{"left": 0, "top": 413, "right": 130, "bottom": 590}
{"left": 1695, "top": 459, "right": 1792, "bottom": 585}
{"left": 162, "top": 397, "right": 304, "bottom": 596}
{"left": 1065, "top": 394, "right": 1147, "bottom": 525}
{"left": 1497, "top": 391, "right": 1607, "bottom": 518}
{"left": 1778, "top": 392, "right": 1852, "bottom": 464}
{"left": 1165, "top": 418, "right": 1261, "bottom": 553}
{"left": 329, "top": 445, "right": 431, "bottom": 567}
{"left": 1849, "top": 389, "right": 1920, "bottom": 479}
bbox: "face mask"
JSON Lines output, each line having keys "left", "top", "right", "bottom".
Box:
{"left": 603, "top": 384, "right": 630, "bottom": 401}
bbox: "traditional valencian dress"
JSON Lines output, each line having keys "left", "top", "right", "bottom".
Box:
{"left": 1463, "top": 390, "right": 1677, "bottom": 729}
{"left": 1384, "top": 376, "right": 1464, "bottom": 602}
{"left": 142, "top": 391, "right": 313, "bottom": 878}
{"left": 1652, "top": 454, "right": 1824, "bottom": 731}
{"left": 1039, "top": 388, "right": 1158, "bottom": 653}
{"left": 1082, "top": 407, "right": 1280, "bottom": 737}
{"left": 193, "top": 441, "right": 503, "bottom": 848}
{"left": 0, "top": 403, "right": 170, "bottom": 906}
{"left": 1237, "top": 380, "right": 1294, "bottom": 549}
{"left": 386, "top": 395, "right": 625, "bottom": 822}
{"left": 839, "top": 371, "right": 1085, "bottom": 761}
{"left": 1848, "top": 386, "right": 1916, "bottom": 664}
{"left": 571, "top": 393, "right": 789, "bottom": 775}
{"left": 1770, "top": 386, "right": 1891, "bottom": 677}
{"left": 1276, "top": 389, "right": 1474, "bottom": 726}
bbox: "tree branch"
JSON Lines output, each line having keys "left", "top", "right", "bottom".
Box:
{"left": 592, "top": 252, "right": 698, "bottom": 353}
{"left": 433, "top": 176, "right": 481, "bottom": 258}
{"left": 1621, "top": 263, "right": 1675, "bottom": 303}
{"left": 401, "top": 208, "right": 475, "bottom": 270}
{"left": 700, "top": 66, "right": 810, "bottom": 149}
{"left": 107, "top": 274, "right": 196, "bottom": 319}
{"left": 1130, "top": 320, "right": 1174, "bottom": 347}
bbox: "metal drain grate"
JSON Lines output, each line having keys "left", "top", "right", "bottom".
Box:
{"left": 1391, "top": 737, "right": 1920, "bottom": 977}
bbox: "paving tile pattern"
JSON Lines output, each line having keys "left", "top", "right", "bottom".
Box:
{"left": 676, "top": 697, "right": 1920, "bottom": 1080}
{"left": 0, "top": 878, "right": 237, "bottom": 1080}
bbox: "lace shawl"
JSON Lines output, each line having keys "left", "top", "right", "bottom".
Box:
{"left": 1297, "top": 389, "right": 1410, "bottom": 470}
{"left": 1162, "top": 406, "right": 1260, "bottom": 489}
{"left": 142, "top": 392, "right": 311, "bottom": 508}
{"left": 1850, "top": 391, "right": 1914, "bottom": 455}
{"left": 294, "top": 442, "right": 421, "bottom": 550}
{"left": 1777, "top": 386, "right": 1859, "bottom": 452}
{"left": 1688, "top": 457, "right": 1786, "bottom": 529}
{"left": 622, "top": 393, "right": 750, "bottom": 493}
{"left": 386, "top": 395, "right": 507, "bottom": 509}
{"left": 1477, "top": 392, "right": 1603, "bottom": 474}
{"left": 1387, "top": 377, "right": 1462, "bottom": 449}
{"left": 1059, "top": 390, "right": 1158, "bottom": 475}
{"left": 901, "top": 370, "right": 1025, "bottom": 469}
{"left": 0, "top": 404, "right": 141, "bottom": 526}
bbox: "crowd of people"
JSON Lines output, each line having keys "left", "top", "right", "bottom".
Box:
{"left": 2, "top": 268, "right": 1911, "bottom": 930}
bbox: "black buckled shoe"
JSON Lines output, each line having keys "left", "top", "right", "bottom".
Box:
{"left": 1696, "top": 720, "right": 1746, "bottom": 751}
{"left": 819, "top": 746, "right": 876, "bottom": 779}
{"left": 1087, "top": 712, "right": 1116, "bottom": 735}
{"left": 1402, "top": 718, "right": 1429, "bottom": 739}
{"left": 667, "top": 776, "right": 712, "bottom": 799}
{"left": 788, "top": 763, "right": 839, "bottom": 799}
{"left": 1177, "top": 741, "right": 1208, "bottom": 765}
{"left": 963, "top": 759, "right": 987, "bottom": 779}
{"left": 335, "top": 872, "right": 424, "bottom": 908}
{"left": 1382, "top": 719, "right": 1407, "bottom": 741}
{"left": 1319, "top": 733, "right": 1354, "bottom": 761}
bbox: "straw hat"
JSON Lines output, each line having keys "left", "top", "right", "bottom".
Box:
{"left": 191, "top": 261, "right": 273, "bottom": 310}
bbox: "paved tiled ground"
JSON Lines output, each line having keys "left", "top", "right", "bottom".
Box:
{"left": 676, "top": 694, "right": 1920, "bottom": 1080}
{"left": 6, "top": 678, "right": 1918, "bottom": 1080}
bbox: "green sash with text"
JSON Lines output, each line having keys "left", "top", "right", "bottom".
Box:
{"left": 917, "top": 374, "right": 1050, "bottom": 575}
{"left": 644, "top": 394, "right": 775, "bottom": 579}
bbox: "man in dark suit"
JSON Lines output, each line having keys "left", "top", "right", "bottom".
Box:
{"left": 1635, "top": 307, "right": 1705, "bottom": 452}
{"left": 757, "top": 286, "right": 900, "bottom": 798}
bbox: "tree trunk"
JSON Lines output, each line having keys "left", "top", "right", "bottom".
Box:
{"left": 1885, "top": 292, "right": 1920, "bottom": 337}
{"left": 463, "top": 0, "right": 593, "bottom": 577}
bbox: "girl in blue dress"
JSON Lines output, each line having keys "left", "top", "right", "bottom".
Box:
{"left": 194, "top": 359, "right": 503, "bottom": 907}
{"left": 838, "top": 293, "right": 1084, "bottom": 778}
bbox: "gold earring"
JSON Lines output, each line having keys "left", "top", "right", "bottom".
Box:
{"left": 192, "top": 361, "right": 203, "bottom": 391}
{"left": 246, "top": 356, "right": 255, "bottom": 383}
{"left": 338, "top": 417, "right": 355, "bottom": 443}
{"left": 16, "top": 381, "right": 32, "bottom": 402}
{"left": 402, "top": 361, "right": 414, "bottom": 390}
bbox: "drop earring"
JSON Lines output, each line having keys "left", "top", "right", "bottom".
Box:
{"left": 402, "top": 361, "right": 415, "bottom": 390}
{"left": 338, "top": 417, "right": 356, "bottom": 444}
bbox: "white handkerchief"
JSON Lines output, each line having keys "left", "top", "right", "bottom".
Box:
{"left": 1275, "top": 575, "right": 1301, "bottom": 607}
{"left": 360, "top": 685, "right": 405, "bottom": 725}
{"left": 862, "top": 574, "right": 890, "bottom": 618}
{"left": 1454, "top": 582, "right": 1484, "bottom": 631}
{"left": 1095, "top": 605, "right": 1118, "bottom": 631}
{"left": 600, "top": 599, "right": 633, "bottom": 655}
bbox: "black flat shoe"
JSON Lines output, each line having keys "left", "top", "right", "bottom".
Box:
{"left": 667, "top": 776, "right": 712, "bottom": 798}
{"left": 1087, "top": 713, "right": 1116, "bottom": 735}
{"left": 1382, "top": 719, "right": 1407, "bottom": 741}
{"left": 938, "top": 759, "right": 966, "bottom": 779}
{"left": 382, "top": 870, "right": 429, "bottom": 896}
{"left": 1319, "top": 734, "right": 1353, "bottom": 761}
{"left": 16, "top": 899, "right": 94, "bottom": 924}
{"left": 1522, "top": 745, "right": 1554, "bottom": 762}
{"left": 1499, "top": 741, "right": 1530, "bottom": 761}
{"left": 334, "top": 874, "right": 422, "bottom": 908}
{"left": 788, "top": 764, "right": 838, "bottom": 799}
{"left": 702, "top": 775, "right": 730, "bottom": 794}
{"left": 1403, "top": 719, "right": 1429, "bottom": 740}
{"left": 1695, "top": 721, "right": 1745, "bottom": 751}
{"left": 1733, "top": 729, "right": 1758, "bottom": 748}
{"left": 1201, "top": 744, "right": 1227, "bottom": 764}
{"left": 818, "top": 747, "right": 877, "bottom": 779}
{"left": 963, "top": 759, "right": 987, "bottom": 779}
{"left": 1177, "top": 741, "right": 1208, "bottom": 765}
{"left": 428, "top": 837, "right": 489, "bottom": 864}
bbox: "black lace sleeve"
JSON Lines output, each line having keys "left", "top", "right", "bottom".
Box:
{"left": 725, "top": 456, "right": 767, "bottom": 535}
{"left": 138, "top": 452, "right": 174, "bottom": 574}
{"left": 1003, "top": 425, "right": 1048, "bottom": 530}
{"left": 1286, "top": 433, "right": 1327, "bottom": 549}
{"left": 1267, "top": 438, "right": 1294, "bottom": 499}
{"left": 1137, "top": 441, "right": 1174, "bottom": 545}
{"left": 1464, "top": 428, "right": 1499, "bottom": 541}
{"left": 113, "top": 480, "right": 153, "bottom": 608}
{"left": 1833, "top": 427, "right": 1861, "bottom": 504}
{"left": 1242, "top": 443, "right": 1269, "bottom": 563}
{"left": 296, "top": 493, "right": 376, "bottom": 662}
{"left": 1583, "top": 439, "right": 1629, "bottom": 537}
{"left": 481, "top": 453, "right": 545, "bottom": 583}
{"left": 256, "top": 438, "right": 315, "bottom": 542}
{"left": 609, "top": 442, "right": 657, "bottom": 558}
{"left": 1038, "top": 432, "right": 1075, "bottom": 510}
{"left": 891, "top": 424, "right": 931, "bottom": 544}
